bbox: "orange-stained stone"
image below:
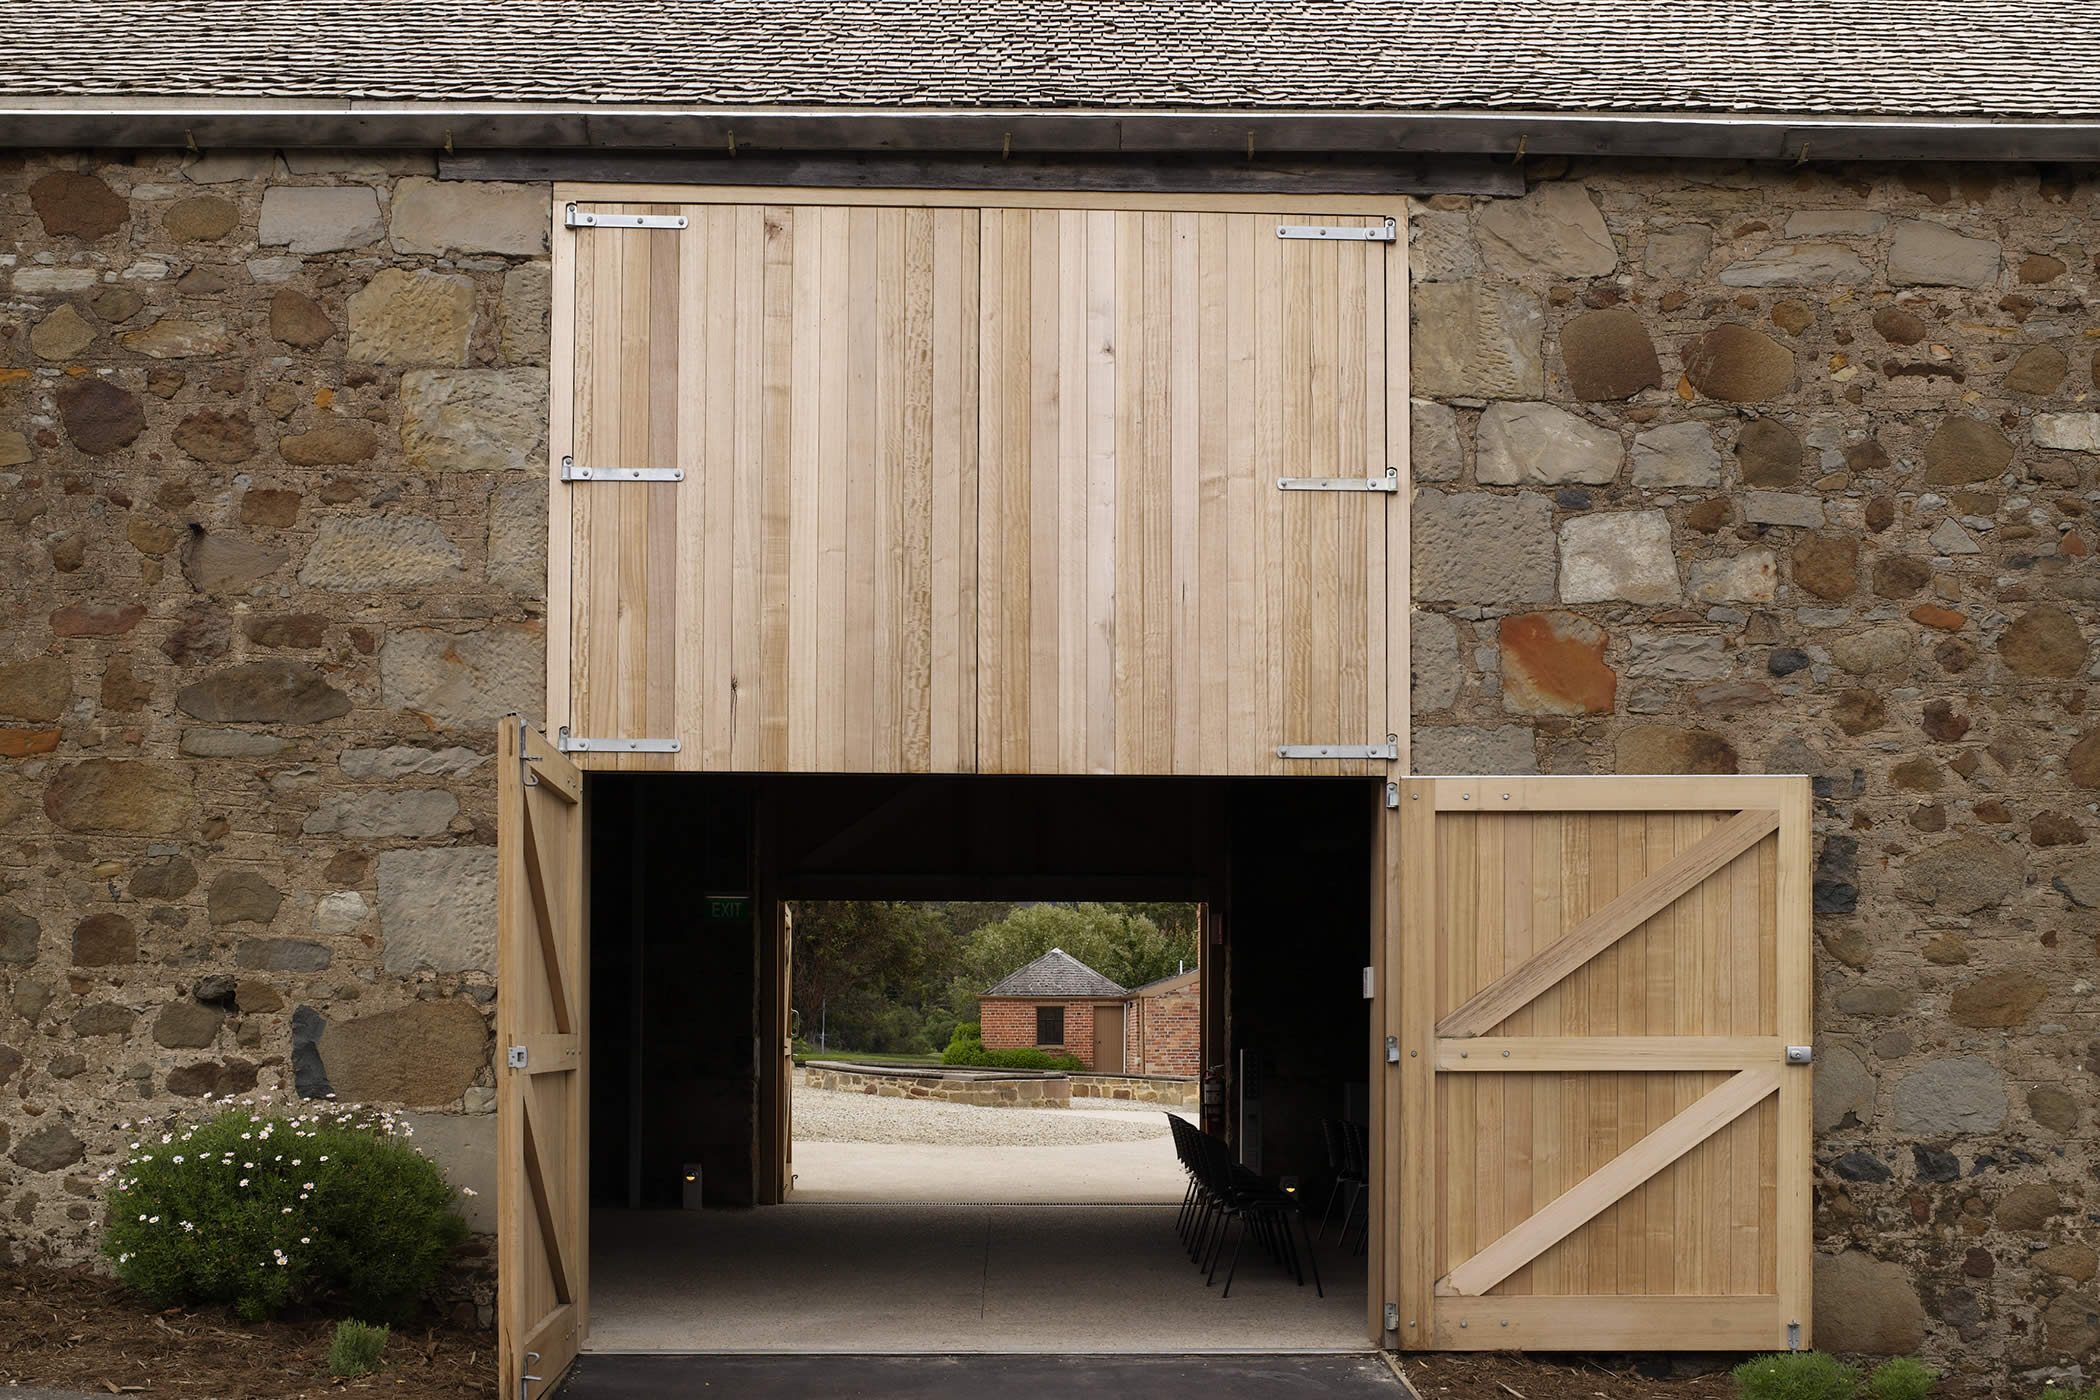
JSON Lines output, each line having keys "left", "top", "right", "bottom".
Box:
{"left": 1910, "top": 605, "right": 1968, "bottom": 631}
{"left": 2063, "top": 532, "right": 2089, "bottom": 557}
{"left": 1500, "top": 611, "right": 1616, "bottom": 716}
{"left": 0, "top": 728, "right": 61, "bottom": 757}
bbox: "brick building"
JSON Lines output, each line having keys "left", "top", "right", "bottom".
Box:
{"left": 978, "top": 947, "right": 1126, "bottom": 1070}
{"left": 1121, "top": 969, "right": 1199, "bottom": 1078}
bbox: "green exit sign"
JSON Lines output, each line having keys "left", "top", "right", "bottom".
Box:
{"left": 705, "top": 894, "right": 752, "bottom": 922}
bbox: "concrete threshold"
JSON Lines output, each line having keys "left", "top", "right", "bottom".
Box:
{"left": 557, "top": 1352, "right": 1403, "bottom": 1399}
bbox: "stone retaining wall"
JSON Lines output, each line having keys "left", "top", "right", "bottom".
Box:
{"left": 800, "top": 1064, "right": 1072, "bottom": 1108}
{"left": 1069, "top": 1074, "right": 1197, "bottom": 1108}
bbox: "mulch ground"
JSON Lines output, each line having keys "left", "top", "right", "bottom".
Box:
{"left": 1396, "top": 1352, "right": 1994, "bottom": 1400}
{"left": 0, "top": 1261, "right": 494, "bottom": 1399}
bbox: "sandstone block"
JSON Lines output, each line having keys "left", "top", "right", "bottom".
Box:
{"left": 319, "top": 1000, "right": 488, "bottom": 1106}
{"left": 172, "top": 409, "right": 258, "bottom": 464}
{"left": 1409, "top": 612, "right": 1461, "bottom": 711}
{"left": 1743, "top": 492, "right": 1823, "bottom": 529}
{"left": 1476, "top": 401, "right": 1620, "bottom": 485}
{"left": 153, "top": 1001, "right": 224, "bottom": 1050}
{"left": 399, "top": 368, "right": 547, "bottom": 472}
{"left": 1409, "top": 210, "right": 1480, "bottom": 282}
{"left": 1559, "top": 308, "right": 1660, "bottom": 401}
{"left": 245, "top": 614, "right": 327, "bottom": 649}
{"left": 1413, "top": 490, "right": 1555, "bottom": 605}
{"left": 71, "top": 1004, "right": 135, "bottom": 1037}
{"left": 118, "top": 320, "right": 233, "bottom": 358}
{"left": 129, "top": 855, "right": 197, "bottom": 900}
{"left": 1689, "top": 549, "right": 1778, "bottom": 604}
{"left": 258, "top": 186, "right": 383, "bottom": 254}
{"left": 340, "top": 745, "right": 488, "bottom": 779}
{"left": 1790, "top": 537, "right": 1858, "bottom": 602}
{"left": 269, "top": 289, "right": 336, "bottom": 348}
{"left": 1783, "top": 211, "right": 1887, "bottom": 237}
{"left": 1999, "top": 605, "right": 2088, "bottom": 677}
{"left": 2034, "top": 412, "right": 2100, "bottom": 453}
{"left": 0, "top": 906, "right": 41, "bottom": 964}
{"left": 1814, "top": 1043, "right": 1875, "bottom": 1132}
{"left": 1477, "top": 182, "right": 1616, "bottom": 280}
{"left": 302, "top": 789, "right": 461, "bottom": 839}
{"left": 164, "top": 194, "right": 239, "bottom": 242}
{"left": 1829, "top": 627, "right": 1910, "bottom": 675}
{"left": 397, "top": 1112, "right": 497, "bottom": 1229}
{"left": 488, "top": 477, "right": 549, "bottom": 595}
{"left": 1928, "top": 519, "right": 1981, "bottom": 555}
{"left": 1814, "top": 1251, "right": 1925, "bottom": 1355}
{"left": 378, "top": 847, "right": 499, "bottom": 975}
{"left": 347, "top": 268, "right": 475, "bottom": 366}
{"left": 1631, "top": 421, "right": 1723, "bottom": 488}
{"left": 43, "top": 760, "right": 195, "bottom": 834}
{"left": 11, "top": 1122, "right": 85, "bottom": 1173}
{"left": 1558, "top": 511, "right": 1680, "bottom": 604}
{"left": 176, "top": 660, "right": 351, "bottom": 724}
{"left": 181, "top": 532, "right": 289, "bottom": 595}
{"left": 2005, "top": 346, "right": 2068, "bottom": 396}
{"left": 56, "top": 378, "right": 145, "bottom": 454}
{"left": 30, "top": 304, "right": 96, "bottom": 361}
{"left": 1627, "top": 632, "right": 1730, "bottom": 680}
{"left": 1735, "top": 418, "right": 1803, "bottom": 487}
{"left": 1889, "top": 220, "right": 2002, "bottom": 288}
{"left": 208, "top": 870, "right": 284, "bottom": 926}
{"left": 1890, "top": 1055, "right": 2006, "bottom": 1135}
{"left": 1925, "top": 414, "right": 2016, "bottom": 484}
{"left": 1949, "top": 972, "right": 2047, "bottom": 1028}
{"left": 298, "top": 515, "right": 465, "bottom": 591}
{"left": 1902, "top": 833, "right": 2025, "bottom": 913}
{"left": 236, "top": 938, "right": 333, "bottom": 972}
{"left": 1409, "top": 399, "right": 1461, "bottom": 483}
{"left": 1410, "top": 725, "right": 1537, "bottom": 775}
{"left": 1642, "top": 225, "right": 1711, "bottom": 280}
{"left": 179, "top": 729, "right": 288, "bottom": 758}
{"left": 390, "top": 177, "right": 549, "bottom": 256}
{"left": 1410, "top": 281, "right": 1544, "bottom": 399}
{"left": 72, "top": 912, "right": 137, "bottom": 966}
{"left": 1682, "top": 324, "right": 1794, "bottom": 403}
{"left": 1718, "top": 244, "right": 1869, "bottom": 287}
{"left": 1499, "top": 612, "right": 1614, "bottom": 715}
{"left": 1615, "top": 726, "right": 1738, "bottom": 774}
{"left": 30, "top": 172, "right": 127, "bottom": 239}
{"left": 312, "top": 891, "right": 369, "bottom": 936}
{"left": 0, "top": 656, "right": 72, "bottom": 722}
{"left": 380, "top": 625, "right": 545, "bottom": 732}
{"left": 500, "top": 261, "right": 553, "bottom": 365}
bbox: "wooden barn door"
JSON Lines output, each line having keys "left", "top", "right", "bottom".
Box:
{"left": 1386, "top": 776, "right": 1812, "bottom": 1352}
{"left": 558, "top": 201, "right": 982, "bottom": 773}
{"left": 976, "top": 209, "right": 1398, "bottom": 775}
{"left": 498, "top": 718, "right": 589, "bottom": 1399}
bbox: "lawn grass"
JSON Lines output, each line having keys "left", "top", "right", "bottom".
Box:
{"left": 798, "top": 1048, "right": 943, "bottom": 1066}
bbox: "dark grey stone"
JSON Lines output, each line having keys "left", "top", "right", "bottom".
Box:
{"left": 292, "top": 1005, "right": 332, "bottom": 1099}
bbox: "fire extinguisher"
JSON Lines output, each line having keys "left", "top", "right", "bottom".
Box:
{"left": 1201, "top": 1064, "right": 1226, "bottom": 1136}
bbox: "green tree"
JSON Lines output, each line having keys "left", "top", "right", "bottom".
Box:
{"left": 953, "top": 902, "right": 1198, "bottom": 1017}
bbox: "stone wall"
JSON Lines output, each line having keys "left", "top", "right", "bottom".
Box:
{"left": 800, "top": 1063, "right": 1072, "bottom": 1108}
{"left": 0, "top": 150, "right": 551, "bottom": 1269}
{"left": 1409, "top": 162, "right": 2098, "bottom": 1383}
{"left": 1068, "top": 1073, "right": 1197, "bottom": 1107}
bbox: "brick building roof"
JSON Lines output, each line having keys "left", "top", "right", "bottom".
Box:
{"left": 983, "top": 948, "right": 1129, "bottom": 999}
{"left": 2, "top": 0, "right": 2097, "bottom": 119}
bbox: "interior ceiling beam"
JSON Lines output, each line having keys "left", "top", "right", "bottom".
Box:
{"left": 3, "top": 103, "right": 2097, "bottom": 165}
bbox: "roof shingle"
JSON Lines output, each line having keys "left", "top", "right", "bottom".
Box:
{"left": 2, "top": 1, "right": 2097, "bottom": 120}
{"left": 983, "top": 948, "right": 1129, "bottom": 999}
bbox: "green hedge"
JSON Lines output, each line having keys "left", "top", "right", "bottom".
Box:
{"left": 940, "top": 1037, "right": 1083, "bottom": 1072}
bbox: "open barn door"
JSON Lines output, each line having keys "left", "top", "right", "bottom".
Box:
{"left": 1384, "top": 776, "right": 1812, "bottom": 1352}
{"left": 498, "top": 718, "right": 589, "bottom": 1400}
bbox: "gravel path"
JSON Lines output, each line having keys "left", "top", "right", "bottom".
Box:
{"left": 793, "top": 1085, "right": 1188, "bottom": 1147}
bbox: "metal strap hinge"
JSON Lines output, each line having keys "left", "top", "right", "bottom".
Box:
{"left": 566, "top": 204, "right": 688, "bottom": 230}
{"left": 1279, "top": 218, "right": 1398, "bottom": 243}
{"left": 554, "top": 726, "right": 682, "bottom": 755}
{"left": 1279, "top": 735, "right": 1398, "bottom": 761}
{"left": 1383, "top": 1302, "right": 1400, "bottom": 1332}
{"left": 1278, "top": 468, "right": 1397, "bottom": 493}
{"left": 507, "top": 1046, "right": 528, "bottom": 1069}
{"left": 561, "top": 455, "right": 683, "bottom": 483}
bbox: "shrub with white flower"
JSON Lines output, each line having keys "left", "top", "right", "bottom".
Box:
{"left": 101, "top": 1098, "right": 470, "bottom": 1324}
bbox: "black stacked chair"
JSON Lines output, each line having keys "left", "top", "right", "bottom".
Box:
{"left": 1166, "top": 1114, "right": 1323, "bottom": 1299}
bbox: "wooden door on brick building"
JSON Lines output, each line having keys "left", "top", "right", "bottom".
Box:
{"left": 1376, "top": 776, "right": 1813, "bottom": 1352}
{"left": 550, "top": 189, "right": 1407, "bottom": 777}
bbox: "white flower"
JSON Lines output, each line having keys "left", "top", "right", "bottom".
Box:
{"left": 138, "top": 1214, "right": 147, "bottom": 1222}
{"left": 461, "top": 1187, "right": 478, "bottom": 1197}
{"left": 239, "top": 1178, "right": 249, "bottom": 1187}
{"left": 172, "top": 1156, "right": 183, "bottom": 1164}
{"left": 281, "top": 1207, "right": 292, "bottom": 1214}
{"left": 302, "top": 1182, "right": 315, "bottom": 1191}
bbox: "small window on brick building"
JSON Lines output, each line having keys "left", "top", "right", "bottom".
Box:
{"left": 1035, "top": 1005, "right": 1065, "bottom": 1045}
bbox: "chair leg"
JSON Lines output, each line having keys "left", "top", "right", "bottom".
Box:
{"left": 1296, "top": 1210, "right": 1325, "bottom": 1298}
{"left": 1218, "top": 1215, "right": 1247, "bottom": 1296}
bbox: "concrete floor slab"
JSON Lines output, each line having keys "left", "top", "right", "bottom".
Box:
{"left": 557, "top": 1352, "right": 1403, "bottom": 1400}
{"left": 587, "top": 1204, "right": 1367, "bottom": 1354}
{"left": 789, "top": 1133, "right": 1189, "bottom": 1202}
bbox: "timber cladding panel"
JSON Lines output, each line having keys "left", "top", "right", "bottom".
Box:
{"left": 551, "top": 188, "right": 1407, "bottom": 776}
{"left": 1387, "top": 776, "right": 1812, "bottom": 1353}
